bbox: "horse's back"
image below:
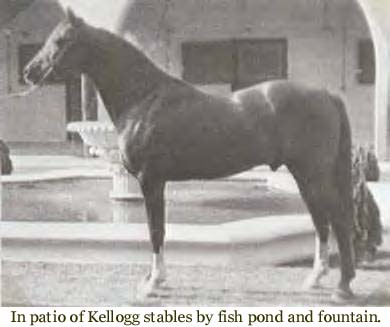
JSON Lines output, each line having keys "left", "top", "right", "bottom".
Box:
{"left": 235, "top": 80, "right": 345, "bottom": 170}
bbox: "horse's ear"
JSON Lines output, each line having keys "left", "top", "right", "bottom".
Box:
{"left": 65, "top": 8, "right": 84, "bottom": 27}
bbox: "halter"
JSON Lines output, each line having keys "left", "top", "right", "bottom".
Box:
{"left": 0, "top": 38, "right": 73, "bottom": 100}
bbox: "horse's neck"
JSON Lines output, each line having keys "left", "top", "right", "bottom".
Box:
{"left": 83, "top": 28, "right": 168, "bottom": 128}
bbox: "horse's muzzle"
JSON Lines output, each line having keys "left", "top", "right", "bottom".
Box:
{"left": 23, "top": 63, "right": 41, "bottom": 85}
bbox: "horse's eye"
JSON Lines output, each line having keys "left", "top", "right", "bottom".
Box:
{"left": 57, "top": 38, "right": 70, "bottom": 48}
{"left": 57, "top": 38, "right": 69, "bottom": 47}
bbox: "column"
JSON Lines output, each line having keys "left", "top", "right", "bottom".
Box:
{"left": 357, "top": 0, "right": 390, "bottom": 160}
{"left": 81, "top": 74, "right": 98, "bottom": 121}
{"left": 81, "top": 74, "right": 98, "bottom": 156}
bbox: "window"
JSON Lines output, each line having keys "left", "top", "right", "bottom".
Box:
{"left": 182, "top": 39, "right": 287, "bottom": 90}
{"left": 357, "top": 39, "right": 375, "bottom": 84}
{"left": 182, "top": 41, "right": 234, "bottom": 84}
{"left": 18, "top": 43, "right": 65, "bottom": 85}
{"left": 234, "top": 39, "right": 287, "bottom": 90}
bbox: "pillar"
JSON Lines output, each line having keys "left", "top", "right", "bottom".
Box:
{"left": 374, "top": 40, "right": 389, "bottom": 160}
{"left": 80, "top": 74, "right": 98, "bottom": 156}
{"left": 356, "top": 0, "right": 390, "bottom": 160}
{"left": 81, "top": 74, "right": 98, "bottom": 121}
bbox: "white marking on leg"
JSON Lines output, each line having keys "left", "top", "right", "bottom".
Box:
{"left": 303, "top": 234, "right": 329, "bottom": 290}
{"left": 150, "top": 248, "right": 166, "bottom": 284}
{"left": 314, "top": 235, "right": 329, "bottom": 275}
{"left": 137, "top": 247, "right": 166, "bottom": 300}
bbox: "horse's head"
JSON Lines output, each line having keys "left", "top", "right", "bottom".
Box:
{"left": 24, "top": 8, "right": 88, "bottom": 85}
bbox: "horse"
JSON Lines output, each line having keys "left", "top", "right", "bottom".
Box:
{"left": 24, "top": 8, "right": 356, "bottom": 302}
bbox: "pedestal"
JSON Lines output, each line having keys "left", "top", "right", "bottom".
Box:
{"left": 108, "top": 150, "right": 143, "bottom": 201}
{"left": 107, "top": 150, "right": 144, "bottom": 223}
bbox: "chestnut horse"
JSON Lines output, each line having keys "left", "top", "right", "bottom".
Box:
{"left": 24, "top": 9, "right": 356, "bottom": 301}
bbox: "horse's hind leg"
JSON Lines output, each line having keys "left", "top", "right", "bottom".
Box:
{"left": 289, "top": 166, "right": 330, "bottom": 289}
{"left": 290, "top": 166, "right": 355, "bottom": 299}
{"left": 328, "top": 198, "right": 356, "bottom": 301}
{"left": 304, "top": 227, "right": 330, "bottom": 290}
{"left": 137, "top": 177, "right": 166, "bottom": 298}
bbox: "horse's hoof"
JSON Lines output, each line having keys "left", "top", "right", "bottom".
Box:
{"left": 302, "top": 276, "right": 321, "bottom": 291}
{"left": 331, "top": 287, "right": 355, "bottom": 303}
{"left": 135, "top": 273, "right": 166, "bottom": 301}
{"left": 302, "top": 269, "right": 328, "bottom": 291}
{"left": 136, "top": 283, "right": 158, "bottom": 301}
{"left": 136, "top": 275, "right": 158, "bottom": 300}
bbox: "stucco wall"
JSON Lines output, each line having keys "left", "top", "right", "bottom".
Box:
{"left": 0, "top": 0, "right": 66, "bottom": 142}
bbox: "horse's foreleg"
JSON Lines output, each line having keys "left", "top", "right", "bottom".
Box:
{"left": 137, "top": 177, "right": 166, "bottom": 298}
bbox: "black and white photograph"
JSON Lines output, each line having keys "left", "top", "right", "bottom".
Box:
{"left": 0, "top": 0, "right": 389, "bottom": 307}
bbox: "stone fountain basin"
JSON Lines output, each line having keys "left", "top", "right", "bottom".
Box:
{"left": 67, "top": 121, "right": 117, "bottom": 156}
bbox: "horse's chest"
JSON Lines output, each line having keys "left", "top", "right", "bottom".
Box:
{"left": 117, "top": 119, "right": 148, "bottom": 173}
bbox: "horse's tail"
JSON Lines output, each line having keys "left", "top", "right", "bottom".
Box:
{"left": 331, "top": 94, "right": 354, "bottom": 229}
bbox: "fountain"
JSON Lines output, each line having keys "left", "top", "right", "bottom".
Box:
{"left": 67, "top": 120, "right": 143, "bottom": 223}
{"left": 67, "top": 120, "right": 141, "bottom": 193}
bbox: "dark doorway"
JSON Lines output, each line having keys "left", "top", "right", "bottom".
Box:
{"left": 233, "top": 39, "right": 287, "bottom": 90}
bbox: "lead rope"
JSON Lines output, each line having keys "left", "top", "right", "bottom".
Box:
{"left": 0, "top": 62, "right": 55, "bottom": 100}
{"left": 0, "top": 84, "right": 40, "bottom": 100}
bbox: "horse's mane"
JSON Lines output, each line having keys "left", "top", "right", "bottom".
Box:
{"left": 78, "top": 21, "right": 205, "bottom": 107}
{"left": 83, "top": 23, "right": 161, "bottom": 72}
